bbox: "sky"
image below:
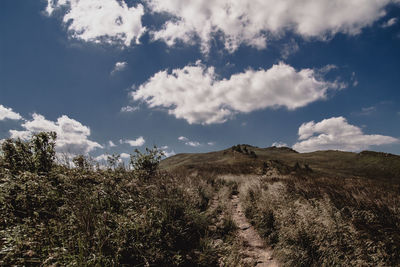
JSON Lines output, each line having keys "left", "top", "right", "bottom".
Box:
{"left": 1, "top": 0, "right": 400, "bottom": 162}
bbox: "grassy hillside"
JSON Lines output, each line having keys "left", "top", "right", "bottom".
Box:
{"left": 162, "top": 145, "right": 400, "bottom": 266}
{"left": 1, "top": 136, "right": 399, "bottom": 266}
{"left": 161, "top": 145, "right": 400, "bottom": 182}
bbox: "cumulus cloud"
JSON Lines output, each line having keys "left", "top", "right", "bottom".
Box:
{"left": 123, "top": 136, "right": 145, "bottom": 147}
{"left": 132, "top": 61, "right": 343, "bottom": 124}
{"left": 159, "top": 146, "right": 176, "bottom": 157}
{"left": 46, "top": 0, "right": 146, "bottom": 46}
{"left": 272, "top": 142, "right": 288, "bottom": 148}
{"left": 120, "top": 152, "right": 130, "bottom": 159}
{"left": 292, "top": 117, "right": 399, "bottom": 152}
{"left": 108, "top": 140, "right": 117, "bottom": 147}
{"left": 149, "top": 0, "right": 399, "bottom": 52}
{"left": 163, "top": 150, "right": 176, "bottom": 157}
{"left": 94, "top": 154, "right": 108, "bottom": 162}
{"left": 120, "top": 105, "right": 139, "bottom": 113}
{"left": 0, "top": 105, "right": 22, "bottom": 121}
{"left": 9, "top": 130, "right": 31, "bottom": 140}
{"left": 382, "top": 17, "right": 398, "bottom": 28}
{"left": 111, "top": 61, "right": 128, "bottom": 74}
{"left": 9, "top": 113, "right": 102, "bottom": 154}
{"left": 178, "top": 136, "right": 188, "bottom": 141}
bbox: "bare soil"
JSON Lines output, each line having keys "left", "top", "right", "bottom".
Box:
{"left": 230, "top": 194, "right": 279, "bottom": 267}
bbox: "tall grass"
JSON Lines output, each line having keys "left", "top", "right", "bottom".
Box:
{"left": 0, "top": 166, "right": 220, "bottom": 266}
{"left": 242, "top": 174, "right": 400, "bottom": 266}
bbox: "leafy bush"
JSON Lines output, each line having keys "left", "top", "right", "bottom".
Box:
{"left": 130, "top": 147, "right": 164, "bottom": 180}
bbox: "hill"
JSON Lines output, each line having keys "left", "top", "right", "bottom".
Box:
{"left": 1, "top": 136, "right": 399, "bottom": 266}
{"left": 161, "top": 145, "right": 400, "bottom": 266}
{"left": 161, "top": 145, "right": 400, "bottom": 182}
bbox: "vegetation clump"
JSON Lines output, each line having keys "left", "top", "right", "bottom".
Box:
{"left": 231, "top": 144, "right": 257, "bottom": 158}
{"left": 0, "top": 133, "right": 220, "bottom": 266}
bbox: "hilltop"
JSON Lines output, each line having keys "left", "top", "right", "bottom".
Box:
{"left": 161, "top": 145, "right": 400, "bottom": 182}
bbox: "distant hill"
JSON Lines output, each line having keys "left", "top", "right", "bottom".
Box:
{"left": 161, "top": 145, "right": 400, "bottom": 182}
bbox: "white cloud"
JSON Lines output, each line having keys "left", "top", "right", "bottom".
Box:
{"left": 292, "top": 117, "right": 399, "bottom": 152}
{"left": 46, "top": 0, "right": 399, "bottom": 52}
{"left": 178, "top": 136, "right": 202, "bottom": 147}
{"left": 281, "top": 39, "right": 299, "bottom": 59}
{"left": 149, "top": 0, "right": 399, "bottom": 52}
{"left": 9, "top": 130, "right": 31, "bottom": 140}
{"left": 186, "top": 141, "right": 201, "bottom": 147}
{"left": 46, "top": 0, "right": 146, "bottom": 47}
{"left": 120, "top": 152, "right": 130, "bottom": 159}
{"left": 207, "top": 142, "right": 216, "bottom": 146}
{"left": 272, "top": 142, "right": 288, "bottom": 148}
{"left": 108, "top": 140, "right": 117, "bottom": 147}
{"left": 94, "top": 154, "right": 108, "bottom": 162}
{"left": 120, "top": 105, "right": 139, "bottom": 113}
{"left": 163, "top": 150, "right": 176, "bottom": 157}
{"left": 0, "top": 105, "right": 22, "bottom": 121}
{"left": 353, "top": 106, "right": 377, "bottom": 116}
{"left": 382, "top": 17, "right": 398, "bottom": 28}
{"left": 178, "top": 136, "right": 188, "bottom": 141}
{"left": 123, "top": 136, "right": 145, "bottom": 147}
{"left": 111, "top": 61, "right": 128, "bottom": 74}
{"left": 132, "top": 61, "right": 342, "bottom": 124}
{"left": 159, "top": 146, "right": 176, "bottom": 157}
{"left": 351, "top": 72, "right": 359, "bottom": 87}
{"left": 9, "top": 113, "right": 102, "bottom": 155}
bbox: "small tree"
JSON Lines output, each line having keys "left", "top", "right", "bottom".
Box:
{"left": 130, "top": 147, "right": 164, "bottom": 180}
{"left": 1, "top": 138, "right": 34, "bottom": 173}
{"left": 0, "top": 132, "right": 57, "bottom": 174}
{"left": 31, "top": 132, "right": 57, "bottom": 173}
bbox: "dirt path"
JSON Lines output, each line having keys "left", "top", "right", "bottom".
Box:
{"left": 230, "top": 194, "right": 279, "bottom": 267}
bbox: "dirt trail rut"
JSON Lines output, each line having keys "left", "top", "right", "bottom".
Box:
{"left": 216, "top": 195, "right": 279, "bottom": 267}
{"left": 230, "top": 194, "right": 279, "bottom": 267}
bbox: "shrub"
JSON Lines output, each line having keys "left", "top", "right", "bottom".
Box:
{"left": 0, "top": 132, "right": 56, "bottom": 174}
{"left": 130, "top": 147, "right": 164, "bottom": 180}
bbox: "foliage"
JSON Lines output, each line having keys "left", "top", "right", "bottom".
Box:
{"left": 0, "top": 134, "right": 219, "bottom": 266}
{"left": 0, "top": 132, "right": 56, "bottom": 174}
{"left": 31, "top": 132, "right": 57, "bottom": 173}
{"left": 72, "top": 154, "right": 92, "bottom": 171}
{"left": 0, "top": 138, "right": 34, "bottom": 174}
{"left": 130, "top": 146, "right": 164, "bottom": 180}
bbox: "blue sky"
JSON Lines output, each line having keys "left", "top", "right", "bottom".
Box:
{"left": 1, "top": 0, "right": 400, "bottom": 160}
